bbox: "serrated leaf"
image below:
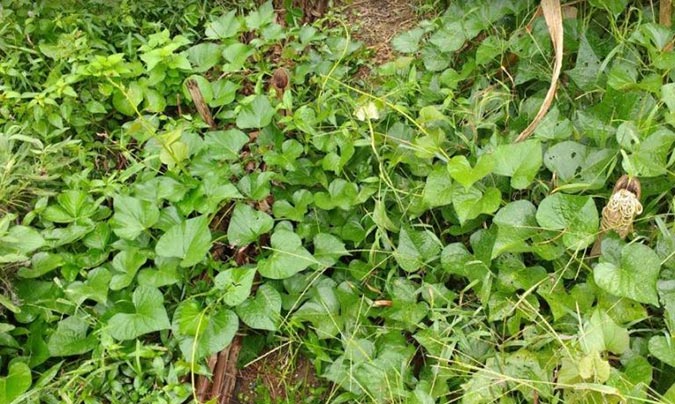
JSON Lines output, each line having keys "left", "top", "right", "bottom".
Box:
{"left": 235, "top": 283, "right": 281, "bottom": 331}
{"left": 227, "top": 203, "right": 273, "bottom": 246}
{"left": 107, "top": 286, "right": 171, "bottom": 341}
{"left": 594, "top": 243, "right": 661, "bottom": 305}
{"left": 205, "top": 10, "right": 242, "bottom": 39}
{"left": 155, "top": 216, "right": 211, "bottom": 267}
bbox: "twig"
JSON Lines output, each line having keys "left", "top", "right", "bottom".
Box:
{"left": 186, "top": 79, "right": 216, "bottom": 130}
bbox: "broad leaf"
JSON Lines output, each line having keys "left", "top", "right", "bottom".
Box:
{"left": 536, "top": 193, "right": 598, "bottom": 250}
{"left": 155, "top": 215, "right": 212, "bottom": 267}
{"left": 172, "top": 301, "right": 238, "bottom": 362}
{"left": 108, "top": 286, "right": 171, "bottom": 340}
{"left": 235, "top": 283, "right": 281, "bottom": 331}
{"left": 395, "top": 227, "right": 441, "bottom": 272}
{"left": 214, "top": 266, "right": 257, "bottom": 306}
{"left": 594, "top": 243, "right": 661, "bottom": 305}
{"left": 447, "top": 155, "right": 494, "bottom": 189}
{"left": 258, "top": 229, "right": 314, "bottom": 279}
{"left": 236, "top": 95, "right": 274, "bottom": 129}
{"left": 452, "top": 186, "right": 501, "bottom": 224}
{"left": 0, "top": 362, "right": 31, "bottom": 404}
{"left": 493, "top": 140, "right": 542, "bottom": 189}
{"left": 111, "top": 195, "right": 160, "bottom": 240}
{"left": 47, "top": 316, "right": 97, "bottom": 356}
{"left": 227, "top": 203, "right": 273, "bottom": 246}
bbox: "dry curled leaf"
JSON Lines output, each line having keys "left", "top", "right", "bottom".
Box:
{"left": 515, "top": 0, "right": 563, "bottom": 142}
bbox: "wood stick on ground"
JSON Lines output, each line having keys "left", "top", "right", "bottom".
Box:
{"left": 195, "top": 354, "right": 219, "bottom": 402}
{"left": 210, "top": 336, "right": 243, "bottom": 404}
{"left": 186, "top": 79, "right": 216, "bottom": 130}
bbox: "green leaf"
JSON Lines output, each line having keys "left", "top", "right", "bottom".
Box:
{"left": 110, "top": 249, "right": 147, "bottom": 291}
{"left": 579, "top": 310, "right": 630, "bottom": 355}
{"left": 313, "top": 233, "right": 349, "bottom": 267}
{"left": 492, "top": 200, "right": 538, "bottom": 258}
{"left": 18, "top": 252, "right": 63, "bottom": 278}
{"left": 447, "top": 155, "right": 494, "bottom": 189}
{"left": 622, "top": 129, "right": 675, "bottom": 177}
{"left": 0, "top": 362, "right": 31, "bottom": 404}
{"left": 205, "top": 10, "right": 242, "bottom": 39}
{"left": 314, "top": 179, "right": 359, "bottom": 210}
{"left": 111, "top": 195, "right": 160, "bottom": 240}
{"left": 235, "top": 283, "right": 281, "bottom": 331}
{"left": 185, "top": 43, "right": 223, "bottom": 73}
{"left": 227, "top": 203, "right": 273, "bottom": 246}
{"left": 107, "top": 286, "right": 171, "bottom": 340}
{"left": 203, "top": 129, "right": 249, "bottom": 160}
{"left": 594, "top": 243, "right": 661, "bottom": 305}
{"left": 422, "top": 165, "right": 453, "bottom": 207}
{"left": 47, "top": 316, "right": 97, "bottom": 356}
{"left": 452, "top": 186, "right": 501, "bottom": 224}
{"left": 395, "top": 227, "right": 441, "bottom": 272}
{"left": 566, "top": 35, "right": 602, "bottom": 91}
{"left": 648, "top": 336, "right": 675, "bottom": 367}
{"left": 536, "top": 193, "right": 598, "bottom": 250}
{"left": 214, "top": 266, "right": 257, "bottom": 306}
{"left": 112, "top": 82, "right": 144, "bottom": 116}
{"left": 258, "top": 229, "right": 314, "bottom": 279}
{"left": 392, "top": 28, "right": 425, "bottom": 53}
{"left": 1, "top": 225, "right": 45, "bottom": 262}
{"left": 172, "top": 301, "right": 238, "bottom": 362}
{"left": 236, "top": 95, "right": 275, "bottom": 129}
{"left": 65, "top": 267, "right": 111, "bottom": 305}
{"left": 155, "top": 215, "right": 212, "bottom": 267}
{"left": 42, "top": 190, "right": 97, "bottom": 223}
{"left": 493, "top": 140, "right": 542, "bottom": 189}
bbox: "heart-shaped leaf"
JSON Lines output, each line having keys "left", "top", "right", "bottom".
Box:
{"left": 172, "top": 300, "right": 238, "bottom": 362}
{"left": 447, "top": 155, "right": 494, "bottom": 189}
{"left": 422, "top": 165, "right": 453, "bottom": 207}
{"left": 236, "top": 95, "right": 274, "bottom": 129}
{"left": 594, "top": 243, "right": 661, "bottom": 305}
{"left": 110, "top": 249, "right": 147, "bottom": 291}
{"left": 47, "top": 316, "right": 97, "bottom": 356}
{"left": 258, "top": 229, "right": 314, "bottom": 279}
{"left": 214, "top": 266, "right": 257, "bottom": 306}
{"left": 0, "top": 362, "right": 31, "bottom": 404}
{"left": 156, "top": 215, "right": 211, "bottom": 267}
{"left": 111, "top": 195, "right": 160, "bottom": 240}
{"left": 536, "top": 193, "right": 598, "bottom": 250}
{"left": 648, "top": 335, "right": 675, "bottom": 367}
{"left": 452, "top": 186, "right": 501, "bottom": 224}
{"left": 493, "top": 140, "right": 542, "bottom": 189}
{"left": 227, "top": 203, "right": 273, "bottom": 246}
{"left": 235, "top": 283, "right": 281, "bottom": 331}
{"left": 395, "top": 227, "right": 441, "bottom": 272}
{"left": 108, "top": 286, "right": 171, "bottom": 340}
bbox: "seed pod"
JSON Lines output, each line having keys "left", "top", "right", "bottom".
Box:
{"left": 271, "top": 67, "right": 290, "bottom": 100}
{"left": 591, "top": 175, "right": 642, "bottom": 256}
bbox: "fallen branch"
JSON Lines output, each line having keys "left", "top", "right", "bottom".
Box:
{"left": 186, "top": 79, "right": 216, "bottom": 130}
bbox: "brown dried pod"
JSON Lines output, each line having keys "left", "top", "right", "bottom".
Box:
{"left": 271, "top": 67, "right": 290, "bottom": 100}
{"left": 591, "top": 175, "right": 642, "bottom": 256}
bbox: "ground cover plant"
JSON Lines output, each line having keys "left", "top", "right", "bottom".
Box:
{"left": 3, "top": 0, "right": 675, "bottom": 403}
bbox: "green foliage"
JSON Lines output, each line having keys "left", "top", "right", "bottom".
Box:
{"left": 3, "top": 0, "right": 675, "bottom": 403}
